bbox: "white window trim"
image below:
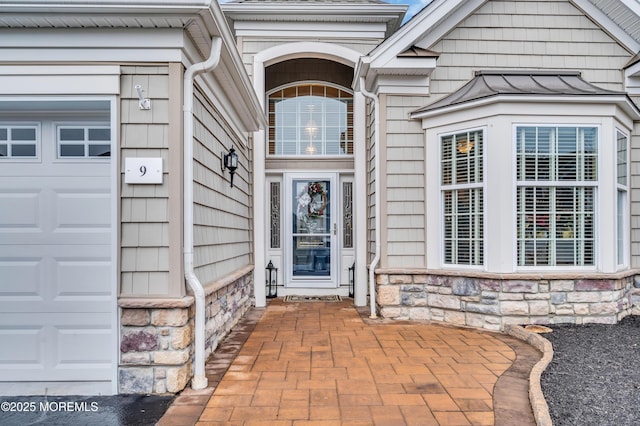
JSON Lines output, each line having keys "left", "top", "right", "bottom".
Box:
{"left": 54, "top": 121, "right": 111, "bottom": 162}
{"left": 512, "top": 124, "right": 600, "bottom": 272}
{"left": 438, "top": 127, "right": 486, "bottom": 270}
{"left": 616, "top": 127, "right": 630, "bottom": 269}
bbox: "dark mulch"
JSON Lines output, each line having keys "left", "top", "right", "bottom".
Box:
{"left": 541, "top": 315, "right": 640, "bottom": 426}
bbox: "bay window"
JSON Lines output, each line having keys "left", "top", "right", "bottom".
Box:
{"left": 516, "top": 126, "right": 597, "bottom": 266}
{"left": 441, "top": 130, "right": 483, "bottom": 265}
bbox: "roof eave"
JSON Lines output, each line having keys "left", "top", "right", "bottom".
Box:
{"left": 221, "top": 3, "right": 407, "bottom": 36}
{"left": 411, "top": 94, "right": 640, "bottom": 121}
{"left": 0, "top": 0, "right": 213, "bottom": 15}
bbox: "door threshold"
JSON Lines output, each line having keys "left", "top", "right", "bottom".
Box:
{"left": 283, "top": 295, "right": 342, "bottom": 302}
{"left": 278, "top": 287, "right": 350, "bottom": 297}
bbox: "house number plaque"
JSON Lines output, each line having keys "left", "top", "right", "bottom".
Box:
{"left": 125, "top": 157, "right": 163, "bottom": 184}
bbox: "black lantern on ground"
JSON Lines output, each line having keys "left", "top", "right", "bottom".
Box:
{"left": 221, "top": 146, "right": 238, "bottom": 187}
{"left": 266, "top": 260, "right": 278, "bottom": 298}
{"left": 348, "top": 262, "right": 355, "bottom": 298}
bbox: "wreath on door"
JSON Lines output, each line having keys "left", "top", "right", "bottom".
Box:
{"left": 297, "top": 182, "right": 328, "bottom": 218}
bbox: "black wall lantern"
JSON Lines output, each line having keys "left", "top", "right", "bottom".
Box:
{"left": 221, "top": 146, "right": 238, "bottom": 187}
{"left": 348, "top": 262, "right": 355, "bottom": 298}
{"left": 266, "top": 260, "right": 278, "bottom": 298}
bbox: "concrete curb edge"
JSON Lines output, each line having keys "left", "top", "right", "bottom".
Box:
{"left": 504, "top": 325, "right": 554, "bottom": 426}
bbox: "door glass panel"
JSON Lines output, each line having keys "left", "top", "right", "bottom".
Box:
{"left": 293, "top": 180, "right": 331, "bottom": 277}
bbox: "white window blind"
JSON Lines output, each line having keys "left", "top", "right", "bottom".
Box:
{"left": 441, "top": 130, "right": 483, "bottom": 265}
{"left": 516, "top": 126, "right": 597, "bottom": 266}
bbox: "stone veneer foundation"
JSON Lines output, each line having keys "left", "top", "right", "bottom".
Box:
{"left": 118, "top": 266, "right": 253, "bottom": 394}
{"left": 375, "top": 269, "right": 640, "bottom": 331}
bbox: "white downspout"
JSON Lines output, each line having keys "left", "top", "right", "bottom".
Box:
{"left": 359, "top": 77, "right": 380, "bottom": 319}
{"left": 183, "top": 36, "right": 222, "bottom": 390}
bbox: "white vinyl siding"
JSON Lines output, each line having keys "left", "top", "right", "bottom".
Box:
{"left": 441, "top": 129, "right": 483, "bottom": 265}
{"left": 516, "top": 126, "right": 597, "bottom": 267}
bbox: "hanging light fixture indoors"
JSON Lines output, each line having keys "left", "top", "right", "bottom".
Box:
{"left": 305, "top": 119, "right": 317, "bottom": 154}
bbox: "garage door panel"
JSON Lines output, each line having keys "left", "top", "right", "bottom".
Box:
{"left": 55, "top": 191, "right": 110, "bottom": 230}
{"left": 0, "top": 190, "right": 42, "bottom": 231}
{"left": 0, "top": 325, "right": 44, "bottom": 367}
{"left": 0, "top": 313, "right": 113, "bottom": 382}
{"left": 0, "top": 245, "right": 109, "bottom": 304}
{"left": 55, "top": 258, "right": 112, "bottom": 300}
{"left": 0, "top": 257, "right": 43, "bottom": 298}
{"left": 0, "top": 177, "right": 110, "bottom": 246}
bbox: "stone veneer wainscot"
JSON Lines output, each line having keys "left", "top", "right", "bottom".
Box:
{"left": 118, "top": 266, "right": 254, "bottom": 393}
{"left": 375, "top": 269, "right": 640, "bottom": 331}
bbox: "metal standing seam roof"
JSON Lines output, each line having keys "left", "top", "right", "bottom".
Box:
{"left": 412, "top": 70, "right": 630, "bottom": 115}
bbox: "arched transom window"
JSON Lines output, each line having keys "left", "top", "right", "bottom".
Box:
{"left": 268, "top": 82, "right": 353, "bottom": 156}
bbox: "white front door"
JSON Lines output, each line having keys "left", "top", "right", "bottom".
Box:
{"left": 285, "top": 173, "right": 338, "bottom": 288}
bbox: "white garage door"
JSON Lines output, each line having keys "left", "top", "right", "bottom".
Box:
{"left": 0, "top": 116, "right": 115, "bottom": 395}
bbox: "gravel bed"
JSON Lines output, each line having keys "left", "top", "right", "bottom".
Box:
{"left": 541, "top": 315, "right": 640, "bottom": 426}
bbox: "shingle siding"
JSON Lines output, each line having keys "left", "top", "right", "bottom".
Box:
{"left": 383, "top": 95, "right": 427, "bottom": 268}
{"left": 191, "top": 88, "right": 252, "bottom": 285}
{"left": 428, "top": 0, "right": 630, "bottom": 96}
{"left": 631, "top": 118, "right": 640, "bottom": 267}
{"left": 120, "top": 66, "right": 171, "bottom": 296}
{"left": 366, "top": 97, "right": 377, "bottom": 262}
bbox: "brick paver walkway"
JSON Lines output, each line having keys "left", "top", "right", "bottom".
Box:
{"left": 159, "top": 299, "right": 539, "bottom": 425}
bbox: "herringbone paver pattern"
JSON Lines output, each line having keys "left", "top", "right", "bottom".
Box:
{"left": 168, "top": 299, "right": 537, "bottom": 426}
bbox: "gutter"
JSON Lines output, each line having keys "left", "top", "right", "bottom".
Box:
{"left": 183, "top": 36, "right": 222, "bottom": 390}
{"left": 359, "top": 77, "right": 380, "bottom": 319}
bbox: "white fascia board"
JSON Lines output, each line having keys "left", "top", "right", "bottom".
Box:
{"left": 413, "top": 95, "right": 640, "bottom": 124}
{"left": 570, "top": 0, "right": 640, "bottom": 54}
{"left": 0, "top": 27, "right": 184, "bottom": 49}
{"left": 417, "top": 101, "right": 628, "bottom": 131}
{"left": 0, "top": 65, "right": 120, "bottom": 76}
{"left": 1, "top": 0, "right": 211, "bottom": 14}
{"left": 620, "top": 0, "right": 640, "bottom": 16}
{"left": 233, "top": 21, "right": 387, "bottom": 39}
{"left": 375, "top": 56, "right": 437, "bottom": 76}
{"left": 368, "top": 0, "right": 485, "bottom": 70}
{"left": 221, "top": 3, "right": 407, "bottom": 20}
{"left": 0, "top": 48, "right": 183, "bottom": 63}
{"left": 0, "top": 27, "right": 184, "bottom": 62}
{"left": 373, "top": 75, "right": 430, "bottom": 96}
{"left": 0, "top": 65, "right": 120, "bottom": 95}
{"left": 625, "top": 59, "right": 640, "bottom": 96}
{"left": 206, "top": 3, "right": 266, "bottom": 131}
